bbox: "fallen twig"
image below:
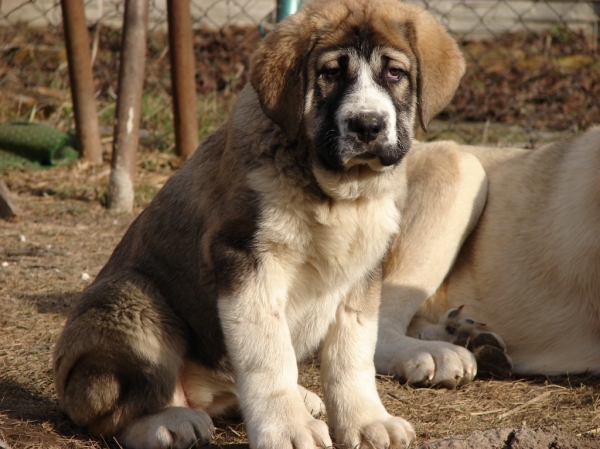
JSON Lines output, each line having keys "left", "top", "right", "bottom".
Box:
{"left": 470, "top": 408, "right": 507, "bottom": 416}
{"left": 577, "top": 427, "right": 600, "bottom": 436}
{"left": 498, "top": 391, "right": 555, "bottom": 420}
{"left": 387, "top": 392, "right": 408, "bottom": 404}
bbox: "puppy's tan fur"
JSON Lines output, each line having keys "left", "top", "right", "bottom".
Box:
{"left": 53, "top": 1, "right": 465, "bottom": 448}
{"left": 376, "top": 128, "right": 600, "bottom": 386}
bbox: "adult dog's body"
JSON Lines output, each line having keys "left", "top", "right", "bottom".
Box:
{"left": 53, "top": 0, "right": 465, "bottom": 448}
{"left": 376, "top": 128, "right": 600, "bottom": 387}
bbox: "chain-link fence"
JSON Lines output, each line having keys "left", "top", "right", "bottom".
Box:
{"left": 0, "top": 0, "right": 276, "bottom": 29}
{"left": 1, "top": 0, "right": 599, "bottom": 149}
{"left": 411, "top": 0, "right": 600, "bottom": 145}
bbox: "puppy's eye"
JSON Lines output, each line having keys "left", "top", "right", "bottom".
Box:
{"left": 322, "top": 66, "right": 340, "bottom": 81}
{"left": 386, "top": 67, "right": 404, "bottom": 81}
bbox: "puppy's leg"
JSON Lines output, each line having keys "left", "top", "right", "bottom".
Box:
{"left": 321, "top": 271, "right": 414, "bottom": 449}
{"left": 53, "top": 277, "right": 214, "bottom": 449}
{"left": 217, "top": 255, "right": 332, "bottom": 449}
{"left": 180, "top": 359, "right": 325, "bottom": 419}
{"left": 376, "top": 143, "right": 487, "bottom": 387}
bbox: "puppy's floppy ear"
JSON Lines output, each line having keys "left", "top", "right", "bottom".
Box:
{"left": 404, "top": 10, "right": 466, "bottom": 131}
{"left": 249, "top": 11, "right": 315, "bottom": 141}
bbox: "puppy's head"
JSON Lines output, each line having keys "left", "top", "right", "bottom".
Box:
{"left": 250, "top": 0, "right": 465, "bottom": 172}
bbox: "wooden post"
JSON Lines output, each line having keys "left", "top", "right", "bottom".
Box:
{"left": 167, "top": 0, "right": 198, "bottom": 159}
{"left": 0, "top": 180, "right": 22, "bottom": 221}
{"left": 107, "top": 0, "right": 149, "bottom": 213}
{"left": 60, "top": 0, "right": 103, "bottom": 165}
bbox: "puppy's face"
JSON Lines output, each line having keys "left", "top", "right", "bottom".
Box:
{"left": 307, "top": 41, "right": 416, "bottom": 172}
{"left": 250, "top": 0, "right": 466, "bottom": 177}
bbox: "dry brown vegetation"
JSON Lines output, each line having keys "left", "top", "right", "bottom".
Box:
{"left": 1, "top": 24, "right": 598, "bottom": 145}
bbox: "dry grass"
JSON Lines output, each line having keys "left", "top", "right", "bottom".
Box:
{"left": 1, "top": 155, "right": 599, "bottom": 448}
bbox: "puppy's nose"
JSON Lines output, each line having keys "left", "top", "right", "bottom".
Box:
{"left": 348, "top": 113, "right": 384, "bottom": 144}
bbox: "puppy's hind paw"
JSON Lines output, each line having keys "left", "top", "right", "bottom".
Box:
{"left": 298, "top": 385, "right": 326, "bottom": 418}
{"left": 118, "top": 406, "right": 214, "bottom": 449}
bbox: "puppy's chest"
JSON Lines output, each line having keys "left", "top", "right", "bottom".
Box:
{"left": 263, "top": 196, "right": 398, "bottom": 279}
{"left": 304, "top": 200, "right": 394, "bottom": 279}
{"left": 259, "top": 195, "right": 400, "bottom": 354}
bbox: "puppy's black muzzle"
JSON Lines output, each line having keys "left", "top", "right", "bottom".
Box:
{"left": 346, "top": 112, "right": 404, "bottom": 167}
{"left": 315, "top": 112, "right": 407, "bottom": 171}
{"left": 348, "top": 113, "right": 384, "bottom": 144}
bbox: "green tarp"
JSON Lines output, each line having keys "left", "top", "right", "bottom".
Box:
{"left": 0, "top": 121, "right": 79, "bottom": 167}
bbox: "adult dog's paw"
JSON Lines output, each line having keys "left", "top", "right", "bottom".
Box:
{"left": 415, "top": 305, "right": 486, "bottom": 343}
{"left": 251, "top": 416, "right": 332, "bottom": 449}
{"left": 118, "top": 406, "right": 214, "bottom": 449}
{"left": 393, "top": 339, "right": 477, "bottom": 388}
{"left": 469, "top": 332, "right": 513, "bottom": 379}
{"left": 446, "top": 312, "right": 513, "bottom": 379}
{"left": 335, "top": 415, "right": 414, "bottom": 449}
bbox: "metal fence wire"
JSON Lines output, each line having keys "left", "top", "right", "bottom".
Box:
{"left": 1, "top": 0, "right": 599, "bottom": 147}
{"left": 0, "top": 1, "right": 277, "bottom": 29}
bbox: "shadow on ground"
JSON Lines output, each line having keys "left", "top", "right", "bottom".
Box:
{"left": 19, "top": 291, "right": 80, "bottom": 316}
{"left": 0, "top": 376, "right": 252, "bottom": 448}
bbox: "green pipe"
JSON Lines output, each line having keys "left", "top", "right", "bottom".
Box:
{"left": 277, "top": 0, "right": 302, "bottom": 22}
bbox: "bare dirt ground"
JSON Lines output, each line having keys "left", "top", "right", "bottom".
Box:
{"left": 1, "top": 155, "right": 600, "bottom": 449}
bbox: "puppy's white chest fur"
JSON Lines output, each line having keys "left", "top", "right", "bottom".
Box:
{"left": 252, "top": 167, "right": 401, "bottom": 359}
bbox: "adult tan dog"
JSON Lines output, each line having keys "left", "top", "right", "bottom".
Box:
{"left": 52, "top": 0, "right": 465, "bottom": 448}
{"left": 376, "top": 127, "right": 600, "bottom": 388}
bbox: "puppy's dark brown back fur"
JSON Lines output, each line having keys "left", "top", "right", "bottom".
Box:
{"left": 53, "top": 123, "right": 262, "bottom": 434}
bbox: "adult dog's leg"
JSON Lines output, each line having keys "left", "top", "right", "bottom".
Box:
{"left": 376, "top": 142, "right": 487, "bottom": 387}
{"left": 321, "top": 271, "right": 414, "bottom": 449}
{"left": 53, "top": 276, "right": 214, "bottom": 449}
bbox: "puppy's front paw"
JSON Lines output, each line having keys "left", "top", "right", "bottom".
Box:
{"left": 336, "top": 415, "right": 414, "bottom": 449}
{"left": 252, "top": 416, "right": 332, "bottom": 449}
{"left": 118, "top": 406, "right": 214, "bottom": 449}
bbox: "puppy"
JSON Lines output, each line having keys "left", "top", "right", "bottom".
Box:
{"left": 53, "top": 0, "right": 465, "bottom": 447}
